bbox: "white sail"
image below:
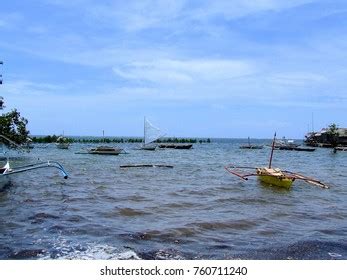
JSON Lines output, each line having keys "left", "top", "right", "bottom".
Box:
{"left": 144, "top": 118, "right": 163, "bottom": 145}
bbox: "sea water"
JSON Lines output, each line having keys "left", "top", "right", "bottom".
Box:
{"left": 0, "top": 139, "right": 346, "bottom": 259}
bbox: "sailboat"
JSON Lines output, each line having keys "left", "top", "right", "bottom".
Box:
{"left": 140, "top": 117, "right": 163, "bottom": 151}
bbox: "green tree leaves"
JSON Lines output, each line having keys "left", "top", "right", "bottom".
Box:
{"left": 0, "top": 108, "right": 30, "bottom": 146}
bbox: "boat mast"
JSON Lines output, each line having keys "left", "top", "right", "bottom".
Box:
{"left": 268, "top": 132, "right": 276, "bottom": 168}
{"left": 0, "top": 60, "right": 3, "bottom": 85}
{"left": 311, "top": 112, "right": 314, "bottom": 133}
{"left": 143, "top": 116, "right": 146, "bottom": 146}
{"left": 0, "top": 61, "right": 4, "bottom": 110}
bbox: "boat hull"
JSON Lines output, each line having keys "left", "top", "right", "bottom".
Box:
{"left": 140, "top": 143, "right": 157, "bottom": 151}
{"left": 56, "top": 143, "right": 70, "bottom": 149}
{"left": 141, "top": 146, "right": 156, "bottom": 151}
{"left": 159, "top": 143, "right": 193, "bottom": 149}
{"left": 88, "top": 146, "right": 122, "bottom": 155}
{"left": 88, "top": 150, "right": 121, "bottom": 155}
{"left": 258, "top": 175, "right": 293, "bottom": 188}
{"left": 240, "top": 145, "right": 263, "bottom": 149}
{"left": 256, "top": 168, "right": 294, "bottom": 188}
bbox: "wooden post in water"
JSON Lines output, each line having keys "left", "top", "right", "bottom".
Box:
{"left": 269, "top": 132, "right": 276, "bottom": 168}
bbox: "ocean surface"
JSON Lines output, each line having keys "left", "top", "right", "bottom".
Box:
{"left": 1, "top": 139, "right": 346, "bottom": 260}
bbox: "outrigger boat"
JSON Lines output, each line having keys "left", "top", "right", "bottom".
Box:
{"left": 1, "top": 160, "right": 68, "bottom": 189}
{"left": 1, "top": 135, "right": 68, "bottom": 189}
{"left": 56, "top": 136, "right": 70, "bottom": 149}
{"left": 87, "top": 146, "right": 123, "bottom": 155}
{"left": 240, "top": 137, "right": 263, "bottom": 149}
{"left": 225, "top": 133, "right": 328, "bottom": 189}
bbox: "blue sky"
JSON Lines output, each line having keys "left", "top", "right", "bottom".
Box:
{"left": 0, "top": 0, "right": 346, "bottom": 138}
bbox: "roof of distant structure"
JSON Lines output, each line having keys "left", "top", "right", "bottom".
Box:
{"left": 316, "top": 128, "right": 347, "bottom": 136}
{"left": 337, "top": 128, "right": 347, "bottom": 136}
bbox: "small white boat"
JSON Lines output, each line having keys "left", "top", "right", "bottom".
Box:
{"left": 56, "top": 136, "right": 70, "bottom": 149}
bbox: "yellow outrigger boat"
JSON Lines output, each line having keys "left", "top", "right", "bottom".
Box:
{"left": 256, "top": 167, "right": 294, "bottom": 188}
{"left": 225, "top": 133, "right": 328, "bottom": 189}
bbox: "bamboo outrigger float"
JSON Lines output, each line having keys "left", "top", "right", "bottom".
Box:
{"left": 1, "top": 135, "right": 68, "bottom": 189}
{"left": 225, "top": 133, "right": 329, "bottom": 189}
{"left": 0, "top": 159, "right": 68, "bottom": 190}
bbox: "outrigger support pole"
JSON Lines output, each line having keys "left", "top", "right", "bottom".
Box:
{"left": 224, "top": 165, "right": 249, "bottom": 181}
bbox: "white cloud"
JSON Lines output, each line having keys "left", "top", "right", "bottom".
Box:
{"left": 113, "top": 59, "right": 255, "bottom": 84}
{"left": 42, "top": 0, "right": 317, "bottom": 32}
{"left": 268, "top": 72, "right": 328, "bottom": 87}
{"left": 89, "top": 0, "right": 187, "bottom": 31}
{"left": 3, "top": 80, "right": 63, "bottom": 96}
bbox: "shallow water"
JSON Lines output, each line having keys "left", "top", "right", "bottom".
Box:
{"left": 1, "top": 139, "right": 346, "bottom": 259}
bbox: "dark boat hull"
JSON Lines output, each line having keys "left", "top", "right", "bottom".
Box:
{"left": 159, "top": 143, "right": 193, "bottom": 149}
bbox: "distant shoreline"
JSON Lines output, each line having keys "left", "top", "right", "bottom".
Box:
{"left": 30, "top": 135, "right": 211, "bottom": 144}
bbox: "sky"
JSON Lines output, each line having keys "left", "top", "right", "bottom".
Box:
{"left": 0, "top": 0, "right": 346, "bottom": 138}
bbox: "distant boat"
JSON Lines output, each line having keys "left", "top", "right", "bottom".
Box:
{"left": 335, "top": 146, "right": 347, "bottom": 151}
{"left": 268, "top": 138, "right": 299, "bottom": 149}
{"left": 56, "top": 136, "right": 70, "bottom": 149}
{"left": 158, "top": 143, "right": 193, "bottom": 149}
{"left": 240, "top": 137, "right": 263, "bottom": 149}
{"left": 24, "top": 137, "right": 34, "bottom": 149}
{"left": 87, "top": 146, "right": 123, "bottom": 155}
{"left": 140, "top": 117, "right": 164, "bottom": 151}
{"left": 279, "top": 146, "right": 316, "bottom": 152}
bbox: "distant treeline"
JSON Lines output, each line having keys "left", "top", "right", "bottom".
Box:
{"left": 31, "top": 135, "right": 211, "bottom": 144}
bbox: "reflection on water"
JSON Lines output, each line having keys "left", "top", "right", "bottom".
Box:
{"left": 0, "top": 139, "right": 346, "bottom": 259}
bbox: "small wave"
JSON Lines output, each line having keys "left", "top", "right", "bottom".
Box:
{"left": 8, "top": 249, "right": 46, "bottom": 259}
{"left": 238, "top": 240, "right": 347, "bottom": 260}
{"left": 33, "top": 237, "right": 142, "bottom": 260}
{"left": 138, "top": 248, "right": 185, "bottom": 260}
{"left": 119, "top": 228, "right": 198, "bottom": 244}
{"left": 161, "top": 202, "right": 203, "bottom": 209}
{"left": 328, "top": 252, "right": 342, "bottom": 258}
{"left": 189, "top": 220, "right": 258, "bottom": 231}
{"left": 29, "top": 213, "right": 60, "bottom": 220}
{"left": 52, "top": 245, "right": 140, "bottom": 260}
{"left": 118, "top": 207, "right": 150, "bottom": 217}
{"left": 126, "top": 195, "right": 150, "bottom": 202}
{"left": 29, "top": 212, "right": 60, "bottom": 224}
{"left": 66, "top": 215, "right": 86, "bottom": 223}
